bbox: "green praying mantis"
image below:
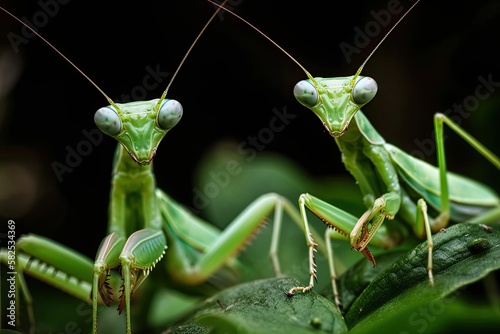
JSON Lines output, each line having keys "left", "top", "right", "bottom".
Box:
{"left": 0, "top": 2, "right": 318, "bottom": 333}
{"left": 209, "top": 0, "right": 500, "bottom": 310}
{"left": 1, "top": 2, "right": 499, "bottom": 334}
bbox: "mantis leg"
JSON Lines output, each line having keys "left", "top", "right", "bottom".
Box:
{"left": 0, "top": 234, "right": 103, "bottom": 333}
{"left": 287, "top": 193, "right": 399, "bottom": 310}
{"left": 335, "top": 135, "right": 404, "bottom": 255}
{"left": 91, "top": 159, "right": 169, "bottom": 334}
{"left": 92, "top": 230, "right": 166, "bottom": 334}
{"left": 373, "top": 113, "right": 500, "bottom": 287}
{"left": 408, "top": 113, "right": 500, "bottom": 285}
{"left": 156, "top": 191, "right": 324, "bottom": 291}
{"left": 433, "top": 112, "right": 500, "bottom": 227}
{"left": 339, "top": 114, "right": 500, "bottom": 290}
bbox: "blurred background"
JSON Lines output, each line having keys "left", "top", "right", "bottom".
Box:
{"left": 0, "top": 0, "right": 499, "bottom": 332}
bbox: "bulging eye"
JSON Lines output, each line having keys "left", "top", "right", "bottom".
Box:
{"left": 157, "top": 99, "right": 183, "bottom": 130}
{"left": 94, "top": 106, "right": 121, "bottom": 136}
{"left": 352, "top": 77, "right": 377, "bottom": 105}
{"left": 293, "top": 80, "right": 318, "bottom": 107}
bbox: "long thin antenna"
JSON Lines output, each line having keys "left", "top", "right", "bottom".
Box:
{"left": 158, "top": 0, "right": 230, "bottom": 102}
{"left": 0, "top": 6, "right": 115, "bottom": 106}
{"left": 352, "top": 0, "right": 421, "bottom": 80}
{"left": 1, "top": 1, "right": 231, "bottom": 108}
{"left": 207, "top": 0, "right": 421, "bottom": 85}
{"left": 205, "top": 0, "right": 315, "bottom": 82}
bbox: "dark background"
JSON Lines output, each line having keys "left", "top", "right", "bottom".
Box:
{"left": 1, "top": 0, "right": 499, "bottom": 279}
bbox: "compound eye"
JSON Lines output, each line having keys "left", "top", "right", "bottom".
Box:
{"left": 293, "top": 80, "right": 318, "bottom": 107}
{"left": 157, "top": 99, "right": 183, "bottom": 130}
{"left": 94, "top": 106, "right": 122, "bottom": 136}
{"left": 352, "top": 77, "right": 377, "bottom": 105}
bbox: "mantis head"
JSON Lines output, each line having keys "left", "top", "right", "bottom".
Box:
{"left": 94, "top": 98, "right": 182, "bottom": 166}
{"left": 290, "top": 0, "right": 420, "bottom": 138}
{"left": 2, "top": 2, "right": 224, "bottom": 168}
{"left": 293, "top": 75, "right": 377, "bottom": 137}
{"left": 201, "top": 0, "right": 419, "bottom": 138}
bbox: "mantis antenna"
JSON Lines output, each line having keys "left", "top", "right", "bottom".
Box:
{"left": 0, "top": 6, "right": 115, "bottom": 106}
{"left": 156, "top": 0, "right": 230, "bottom": 108}
{"left": 351, "top": 0, "right": 421, "bottom": 85}
{"left": 205, "top": 0, "right": 421, "bottom": 84}
{"left": 0, "top": 1, "right": 230, "bottom": 108}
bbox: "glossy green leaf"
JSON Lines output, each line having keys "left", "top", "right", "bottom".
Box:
{"left": 166, "top": 277, "right": 347, "bottom": 334}
{"left": 345, "top": 222, "right": 500, "bottom": 333}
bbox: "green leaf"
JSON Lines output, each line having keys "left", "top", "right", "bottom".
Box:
{"left": 345, "top": 222, "right": 500, "bottom": 333}
{"left": 325, "top": 249, "right": 409, "bottom": 313}
{"left": 165, "top": 277, "right": 348, "bottom": 334}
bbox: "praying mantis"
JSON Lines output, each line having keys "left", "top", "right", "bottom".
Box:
{"left": 208, "top": 0, "right": 500, "bottom": 310}
{"left": 1, "top": 2, "right": 498, "bottom": 334}
{"left": 0, "top": 1, "right": 319, "bottom": 333}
